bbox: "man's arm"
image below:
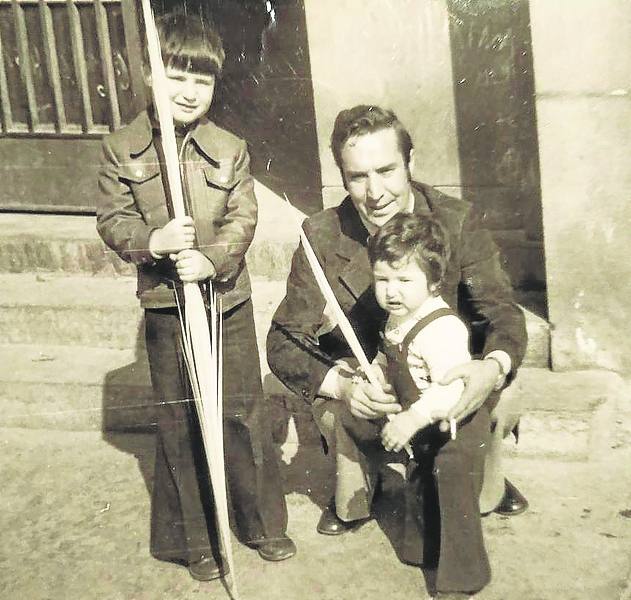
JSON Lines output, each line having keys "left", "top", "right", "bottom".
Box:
{"left": 440, "top": 208, "right": 528, "bottom": 421}
{"left": 440, "top": 213, "right": 528, "bottom": 420}
{"left": 266, "top": 221, "right": 400, "bottom": 416}
{"left": 266, "top": 225, "right": 338, "bottom": 404}
{"left": 460, "top": 209, "right": 528, "bottom": 372}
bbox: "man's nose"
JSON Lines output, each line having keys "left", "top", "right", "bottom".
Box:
{"left": 366, "top": 173, "right": 383, "bottom": 200}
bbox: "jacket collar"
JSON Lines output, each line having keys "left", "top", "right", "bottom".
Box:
{"left": 128, "top": 109, "right": 223, "bottom": 163}
{"left": 411, "top": 181, "right": 433, "bottom": 216}
{"left": 335, "top": 198, "right": 370, "bottom": 259}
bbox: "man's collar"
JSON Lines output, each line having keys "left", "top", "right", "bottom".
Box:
{"left": 411, "top": 182, "right": 432, "bottom": 215}
{"left": 128, "top": 109, "right": 223, "bottom": 163}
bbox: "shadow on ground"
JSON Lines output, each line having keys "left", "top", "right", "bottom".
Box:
{"left": 101, "top": 319, "right": 155, "bottom": 496}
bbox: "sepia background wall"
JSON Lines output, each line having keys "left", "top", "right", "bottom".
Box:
{"left": 1, "top": 0, "right": 630, "bottom": 374}
{"left": 529, "top": 0, "right": 631, "bottom": 372}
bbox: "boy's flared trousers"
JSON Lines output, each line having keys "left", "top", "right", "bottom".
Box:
{"left": 145, "top": 299, "right": 288, "bottom": 564}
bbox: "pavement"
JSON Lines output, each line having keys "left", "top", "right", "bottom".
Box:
{"left": 2, "top": 371, "right": 631, "bottom": 600}
{"left": 1, "top": 209, "right": 630, "bottom": 599}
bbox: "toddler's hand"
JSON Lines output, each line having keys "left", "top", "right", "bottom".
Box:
{"left": 149, "top": 217, "right": 195, "bottom": 256}
{"left": 170, "top": 249, "right": 216, "bottom": 282}
{"left": 381, "top": 411, "right": 425, "bottom": 452}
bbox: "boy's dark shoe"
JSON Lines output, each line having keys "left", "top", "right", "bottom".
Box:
{"left": 316, "top": 500, "right": 371, "bottom": 535}
{"left": 494, "top": 478, "right": 529, "bottom": 516}
{"left": 255, "top": 535, "right": 297, "bottom": 561}
{"left": 188, "top": 556, "right": 223, "bottom": 581}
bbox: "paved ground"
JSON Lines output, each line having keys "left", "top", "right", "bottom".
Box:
{"left": 2, "top": 377, "right": 631, "bottom": 600}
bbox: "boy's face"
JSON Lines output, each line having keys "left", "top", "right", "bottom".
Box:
{"left": 373, "top": 257, "right": 432, "bottom": 318}
{"left": 165, "top": 66, "right": 216, "bottom": 127}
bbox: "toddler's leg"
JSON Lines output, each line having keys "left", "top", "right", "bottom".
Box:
{"left": 419, "top": 409, "right": 492, "bottom": 595}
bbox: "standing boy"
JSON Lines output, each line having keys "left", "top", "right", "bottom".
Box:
{"left": 96, "top": 13, "right": 295, "bottom": 581}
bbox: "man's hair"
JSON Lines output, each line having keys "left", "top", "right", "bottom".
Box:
{"left": 330, "top": 105, "right": 413, "bottom": 171}
{"left": 368, "top": 213, "right": 450, "bottom": 293}
{"left": 145, "top": 13, "right": 225, "bottom": 77}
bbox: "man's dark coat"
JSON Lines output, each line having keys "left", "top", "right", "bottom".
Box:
{"left": 267, "top": 181, "right": 528, "bottom": 406}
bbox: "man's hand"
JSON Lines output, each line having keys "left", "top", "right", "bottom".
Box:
{"left": 170, "top": 249, "right": 216, "bottom": 283}
{"left": 433, "top": 359, "right": 500, "bottom": 424}
{"left": 149, "top": 216, "right": 196, "bottom": 256}
{"left": 338, "top": 369, "right": 401, "bottom": 420}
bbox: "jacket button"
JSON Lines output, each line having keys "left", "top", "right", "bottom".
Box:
{"left": 135, "top": 169, "right": 143, "bottom": 177}
{"left": 302, "top": 388, "right": 310, "bottom": 398}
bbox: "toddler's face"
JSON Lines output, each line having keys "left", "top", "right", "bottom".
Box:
{"left": 373, "top": 258, "right": 432, "bottom": 318}
{"left": 165, "top": 66, "right": 215, "bottom": 127}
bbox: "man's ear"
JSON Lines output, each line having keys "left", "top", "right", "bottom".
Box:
{"left": 340, "top": 169, "right": 349, "bottom": 192}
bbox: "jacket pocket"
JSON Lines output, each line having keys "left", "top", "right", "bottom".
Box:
{"left": 120, "top": 162, "right": 167, "bottom": 225}
{"left": 120, "top": 162, "right": 160, "bottom": 184}
{"left": 203, "top": 162, "right": 236, "bottom": 191}
{"left": 119, "top": 161, "right": 161, "bottom": 185}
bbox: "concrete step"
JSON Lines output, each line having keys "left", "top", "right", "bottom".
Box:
{"left": 0, "top": 271, "right": 549, "bottom": 366}
{"left": 1, "top": 343, "right": 625, "bottom": 464}
{"left": 271, "top": 368, "right": 629, "bottom": 462}
{"left": 0, "top": 208, "right": 299, "bottom": 281}
{"left": 0, "top": 273, "right": 285, "bottom": 352}
{"left": 0, "top": 340, "right": 289, "bottom": 432}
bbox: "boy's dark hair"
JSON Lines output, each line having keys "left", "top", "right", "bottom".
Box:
{"left": 368, "top": 213, "right": 451, "bottom": 294}
{"left": 146, "top": 13, "right": 225, "bottom": 77}
{"left": 330, "top": 105, "right": 413, "bottom": 171}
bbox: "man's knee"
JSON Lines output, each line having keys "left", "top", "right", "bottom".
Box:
{"left": 490, "top": 385, "right": 522, "bottom": 438}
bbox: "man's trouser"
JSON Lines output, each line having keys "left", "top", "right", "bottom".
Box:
{"left": 312, "top": 388, "right": 522, "bottom": 521}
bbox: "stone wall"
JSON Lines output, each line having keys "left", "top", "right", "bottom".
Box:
{"left": 303, "top": 0, "right": 461, "bottom": 207}
{"left": 530, "top": 0, "right": 631, "bottom": 372}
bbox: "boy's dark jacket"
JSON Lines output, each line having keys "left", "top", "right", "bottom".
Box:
{"left": 97, "top": 110, "right": 256, "bottom": 311}
{"left": 267, "top": 182, "right": 528, "bottom": 409}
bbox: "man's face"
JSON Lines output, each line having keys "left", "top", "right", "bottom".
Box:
{"left": 340, "top": 128, "right": 412, "bottom": 229}
{"left": 373, "top": 258, "right": 432, "bottom": 318}
{"left": 165, "top": 66, "right": 215, "bottom": 127}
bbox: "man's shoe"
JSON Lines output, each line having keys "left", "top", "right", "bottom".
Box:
{"left": 188, "top": 556, "right": 223, "bottom": 581}
{"left": 316, "top": 502, "right": 367, "bottom": 535}
{"left": 494, "top": 478, "right": 529, "bottom": 516}
{"left": 255, "top": 535, "right": 297, "bottom": 562}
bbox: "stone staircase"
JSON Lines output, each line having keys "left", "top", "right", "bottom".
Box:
{"left": 0, "top": 186, "right": 561, "bottom": 445}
